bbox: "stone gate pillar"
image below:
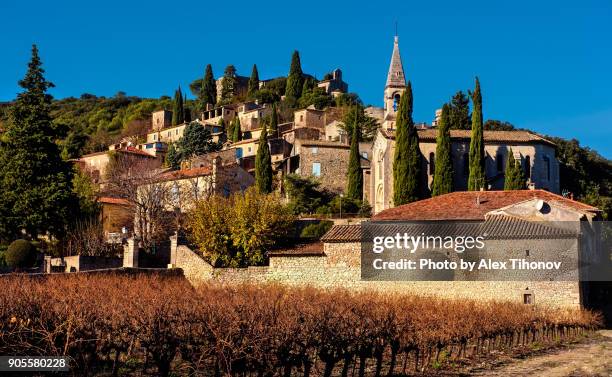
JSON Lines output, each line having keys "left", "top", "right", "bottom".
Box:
{"left": 123, "top": 237, "right": 139, "bottom": 268}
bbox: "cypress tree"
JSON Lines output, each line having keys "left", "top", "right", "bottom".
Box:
{"left": 165, "top": 143, "right": 181, "bottom": 170}
{"left": 200, "top": 64, "right": 217, "bottom": 106}
{"left": 285, "top": 51, "right": 303, "bottom": 100}
{"left": 269, "top": 103, "right": 278, "bottom": 136}
{"left": 504, "top": 148, "right": 526, "bottom": 190}
{"left": 248, "top": 64, "right": 259, "bottom": 98}
{"left": 183, "top": 92, "right": 191, "bottom": 122}
{"left": 255, "top": 125, "right": 273, "bottom": 194}
{"left": 232, "top": 117, "right": 242, "bottom": 142}
{"left": 0, "top": 45, "right": 76, "bottom": 239}
{"left": 346, "top": 121, "right": 363, "bottom": 201}
{"left": 432, "top": 104, "right": 453, "bottom": 196}
{"left": 393, "top": 82, "right": 421, "bottom": 205}
{"left": 467, "top": 77, "right": 486, "bottom": 191}
{"left": 172, "top": 87, "right": 185, "bottom": 125}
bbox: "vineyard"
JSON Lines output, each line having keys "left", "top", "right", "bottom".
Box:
{"left": 0, "top": 273, "right": 602, "bottom": 376}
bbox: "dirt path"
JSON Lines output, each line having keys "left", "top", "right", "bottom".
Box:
{"left": 471, "top": 330, "right": 612, "bottom": 376}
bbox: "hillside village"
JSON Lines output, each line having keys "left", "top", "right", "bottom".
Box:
{"left": 0, "top": 37, "right": 610, "bottom": 315}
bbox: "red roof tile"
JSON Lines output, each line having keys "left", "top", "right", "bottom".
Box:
{"left": 98, "top": 197, "right": 130, "bottom": 206}
{"left": 268, "top": 242, "right": 325, "bottom": 256}
{"left": 320, "top": 225, "right": 362, "bottom": 243}
{"left": 373, "top": 190, "right": 599, "bottom": 221}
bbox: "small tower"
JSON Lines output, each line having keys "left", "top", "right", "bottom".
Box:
{"left": 383, "top": 35, "right": 407, "bottom": 128}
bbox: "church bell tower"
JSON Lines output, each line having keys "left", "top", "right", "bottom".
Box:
{"left": 383, "top": 35, "right": 407, "bottom": 128}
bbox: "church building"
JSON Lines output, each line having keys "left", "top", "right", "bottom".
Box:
{"left": 369, "top": 36, "right": 560, "bottom": 214}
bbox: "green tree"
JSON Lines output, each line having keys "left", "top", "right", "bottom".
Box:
{"left": 484, "top": 119, "right": 515, "bottom": 131}
{"left": 165, "top": 143, "right": 181, "bottom": 170}
{"left": 247, "top": 64, "right": 259, "bottom": 98}
{"left": 432, "top": 104, "right": 453, "bottom": 196}
{"left": 255, "top": 125, "right": 273, "bottom": 194}
{"left": 269, "top": 102, "right": 279, "bottom": 136}
{"left": 467, "top": 77, "right": 486, "bottom": 191}
{"left": 504, "top": 148, "right": 526, "bottom": 190}
{"left": 393, "top": 82, "right": 421, "bottom": 205}
{"left": 448, "top": 91, "right": 471, "bottom": 130}
{"left": 341, "top": 105, "right": 379, "bottom": 142}
{"left": 200, "top": 64, "right": 216, "bottom": 107}
{"left": 285, "top": 51, "right": 304, "bottom": 101}
{"left": 171, "top": 86, "right": 184, "bottom": 126}
{"left": 232, "top": 117, "right": 242, "bottom": 142}
{"left": 283, "top": 174, "right": 332, "bottom": 215}
{"left": 72, "top": 167, "right": 100, "bottom": 219}
{"left": 346, "top": 122, "right": 363, "bottom": 200}
{"left": 61, "top": 129, "right": 88, "bottom": 159}
{"left": 0, "top": 45, "right": 76, "bottom": 239}
{"left": 178, "top": 122, "right": 219, "bottom": 161}
{"left": 220, "top": 65, "right": 238, "bottom": 104}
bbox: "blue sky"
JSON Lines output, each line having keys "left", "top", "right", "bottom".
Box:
{"left": 1, "top": 0, "right": 611, "bottom": 158}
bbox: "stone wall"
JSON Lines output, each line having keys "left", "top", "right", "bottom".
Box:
{"left": 172, "top": 241, "right": 582, "bottom": 309}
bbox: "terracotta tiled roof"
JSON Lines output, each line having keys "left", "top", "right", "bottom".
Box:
{"left": 321, "top": 225, "right": 362, "bottom": 243}
{"left": 98, "top": 197, "right": 130, "bottom": 206}
{"left": 297, "top": 139, "right": 350, "bottom": 148}
{"left": 268, "top": 242, "right": 325, "bottom": 257}
{"left": 157, "top": 166, "right": 212, "bottom": 182}
{"left": 373, "top": 190, "right": 600, "bottom": 221}
{"left": 380, "top": 129, "right": 555, "bottom": 146}
{"left": 322, "top": 214, "right": 578, "bottom": 243}
{"left": 118, "top": 146, "right": 156, "bottom": 158}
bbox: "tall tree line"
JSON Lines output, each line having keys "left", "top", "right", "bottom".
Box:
{"left": 393, "top": 82, "right": 421, "bottom": 205}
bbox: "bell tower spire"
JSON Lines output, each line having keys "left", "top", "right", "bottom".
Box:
{"left": 383, "top": 34, "right": 407, "bottom": 127}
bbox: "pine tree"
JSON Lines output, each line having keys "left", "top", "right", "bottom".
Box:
{"left": 346, "top": 121, "right": 363, "bottom": 201}
{"left": 467, "top": 77, "right": 486, "bottom": 191}
{"left": 255, "top": 125, "right": 273, "bottom": 194}
{"left": 432, "top": 104, "right": 453, "bottom": 196}
{"left": 285, "top": 51, "right": 303, "bottom": 100}
{"left": 393, "top": 82, "right": 421, "bottom": 205}
{"left": 172, "top": 87, "right": 185, "bottom": 126}
{"left": 504, "top": 148, "right": 526, "bottom": 190}
{"left": 269, "top": 102, "right": 278, "bottom": 136}
{"left": 220, "top": 65, "right": 237, "bottom": 104}
{"left": 448, "top": 91, "right": 471, "bottom": 130}
{"left": 232, "top": 117, "right": 242, "bottom": 142}
{"left": 179, "top": 122, "right": 219, "bottom": 160}
{"left": 247, "top": 64, "right": 259, "bottom": 98}
{"left": 200, "top": 64, "right": 217, "bottom": 107}
{"left": 0, "top": 45, "right": 76, "bottom": 239}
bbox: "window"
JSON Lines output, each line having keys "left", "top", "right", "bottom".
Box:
{"left": 176, "top": 129, "right": 179, "bottom": 135}
{"left": 393, "top": 94, "right": 400, "bottom": 111}
{"left": 153, "top": 134, "right": 157, "bottom": 141}
{"left": 523, "top": 293, "right": 533, "bottom": 305}
{"left": 312, "top": 162, "right": 321, "bottom": 177}
{"left": 362, "top": 152, "right": 368, "bottom": 159}
{"left": 496, "top": 154, "right": 504, "bottom": 173}
{"left": 167, "top": 131, "right": 171, "bottom": 137}
{"left": 248, "top": 147, "right": 252, "bottom": 153}
{"left": 429, "top": 152, "right": 435, "bottom": 175}
{"left": 300, "top": 115, "right": 304, "bottom": 122}
{"left": 235, "top": 148, "right": 243, "bottom": 158}
{"left": 145, "top": 144, "right": 153, "bottom": 149}
{"left": 543, "top": 156, "right": 550, "bottom": 180}
{"left": 311, "top": 147, "right": 318, "bottom": 154}
{"left": 524, "top": 156, "right": 531, "bottom": 179}
{"left": 525, "top": 250, "right": 530, "bottom": 257}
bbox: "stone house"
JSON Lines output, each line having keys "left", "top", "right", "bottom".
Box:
{"left": 152, "top": 109, "right": 172, "bottom": 131}
{"left": 371, "top": 128, "right": 560, "bottom": 213}
{"left": 317, "top": 68, "right": 349, "bottom": 94}
{"left": 77, "top": 147, "right": 160, "bottom": 183}
{"left": 99, "top": 196, "right": 132, "bottom": 240}
{"left": 280, "top": 139, "right": 371, "bottom": 196}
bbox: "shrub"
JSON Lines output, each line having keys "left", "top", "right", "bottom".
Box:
{"left": 5, "top": 239, "right": 36, "bottom": 269}
{"left": 300, "top": 221, "right": 333, "bottom": 239}
{"left": 187, "top": 187, "right": 296, "bottom": 267}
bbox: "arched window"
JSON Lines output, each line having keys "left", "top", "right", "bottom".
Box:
{"left": 393, "top": 93, "right": 401, "bottom": 111}
{"left": 429, "top": 152, "right": 435, "bottom": 175}
{"left": 524, "top": 156, "right": 531, "bottom": 179}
